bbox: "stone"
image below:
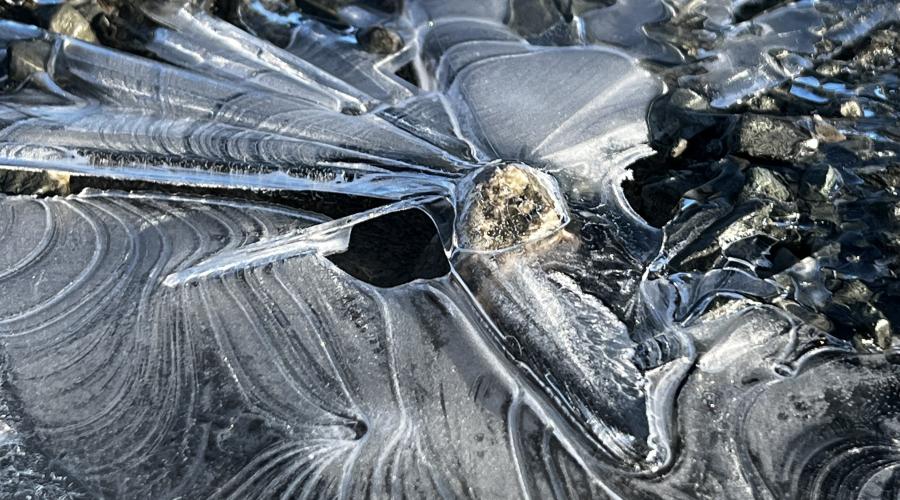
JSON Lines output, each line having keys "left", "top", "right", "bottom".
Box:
{"left": 48, "top": 4, "right": 98, "bottom": 43}
{"left": 740, "top": 167, "right": 792, "bottom": 202}
{"left": 457, "top": 163, "right": 566, "bottom": 251}
{"left": 734, "top": 114, "right": 814, "bottom": 162}
{"left": 840, "top": 100, "right": 864, "bottom": 118}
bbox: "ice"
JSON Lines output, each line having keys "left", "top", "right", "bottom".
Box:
{"left": 1, "top": 0, "right": 899, "bottom": 498}
{"left": 0, "top": 191, "right": 622, "bottom": 498}
{"left": 678, "top": 0, "right": 900, "bottom": 108}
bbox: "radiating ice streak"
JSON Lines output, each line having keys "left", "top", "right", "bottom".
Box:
{"left": 0, "top": 153, "right": 454, "bottom": 201}
{"left": 9, "top": 31, "right": 472, "bottom": 172}
{"left": 140, "top": 5, "right": 372, "bottom": 109}
{"left": 164, "top": 195, "right": 442, "bottom": 286}
{"left": 376, "top": 94, "right": 480, "bottom": 162}
{"left": 146, "top": 28, "right": 350, "bottom": 110}
{"left": 0, "top": 103, "right": 452, "bottom": 173}
{"left": 284, "top": 19, "right": 416, "bottom": 104}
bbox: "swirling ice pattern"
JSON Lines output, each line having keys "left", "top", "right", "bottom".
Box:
{"left": 1, "top": 0, "right": 899, "bottom": 498}
{"left": 0, "top": 192, "right": 617, "bottom": 498}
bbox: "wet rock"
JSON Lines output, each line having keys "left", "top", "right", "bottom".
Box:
{"left": 733, "top": 114, "right": 815, "bottom": 162}
{"left": 356, "top": 26, "right": 403, "bottom": 54}
{"left": 48, "top": 4, "right": 97, "bottom": 42}
{"left": 716, "top": 202, "right": 784, "bottom": 251}
{"left": 739, "top": 167, "right": 791, "bottom": 203}
{"left": 457, "top": 164, "right": 566, "bottom": 251}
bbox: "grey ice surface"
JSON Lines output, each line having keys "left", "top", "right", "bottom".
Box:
{"left": 0, "top": 0, "right": 898, "bottom": 498}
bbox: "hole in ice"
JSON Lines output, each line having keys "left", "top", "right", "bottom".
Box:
{"left": 346, "top": 419, "right": 368, "bottom": 439}
{"left": 394, "top": 60, "right": 420, "bottom": 88}
{"left": 327, "top": 207, "right": 450, "bottom": 287}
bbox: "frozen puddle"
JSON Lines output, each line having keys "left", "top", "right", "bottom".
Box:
{"left": 0, "top": 0, "right": 899, "bottom": 498}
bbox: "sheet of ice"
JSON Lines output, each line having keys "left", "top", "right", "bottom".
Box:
{"left": 679, "top": 0, "right": 900, "bottom": 108}
{"left": 1, "top": 0, "right": 898, "bottom": 498}
{"left": 0, "top": 191, "right": 625, "bottom": 498}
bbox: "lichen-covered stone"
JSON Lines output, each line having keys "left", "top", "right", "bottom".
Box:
{"left": 734, "top": 115, "right": 814, "bottom": 162}
{"left": 457, "top": 164, "right": 566, "bottom": 251}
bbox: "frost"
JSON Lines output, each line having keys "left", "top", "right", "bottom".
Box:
{"left": 0, "top": 0, "right": 899, "bottom": 498}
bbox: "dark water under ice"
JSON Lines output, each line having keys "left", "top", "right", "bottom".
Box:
{"left": 0, "top": 0, "right": 898, "bottom": 498}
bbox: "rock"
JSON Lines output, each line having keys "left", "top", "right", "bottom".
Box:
{"left": 669, "top": 88, "right": 709, "bottom": 111}
{"left": 747, "top": 95, "right": 780, "bottom": 112}
{"left": 851, "top": 29, "right": 900, "bottom": 72}
{"left": 740, "top": 167, "right": 791, "bottom": 202}
{"left": 671, "top": 138, "right": 688, "bottom": 157}
{"left": 7, "top": 39, "right": 51, "bottom": 82}
{"left": 356, "top": 26, "right": 403, "bottom": 55}
{"left": 839, "top": 100, "right": 864, "bottom": 118}
{"left": 48, "top": 4, "right": 98, "bottom": 43}
{"left": 812, "top": 115, "right": 846, "bottom": 143}
{"left": 816, "top": 60, "right": 845, "bottom": 77}
{"left": 0, "top": 168, "right": 71, "bottom": 196}
{"left": 820, "top": 165, "right": 844, "bottom": 198}
{"left": 716, "top": 203, "right": 782, "bottom": 250}
{"left": 457, "top": 164, "right": 567, "bottom": 251}
{"left": 734, "top": 114, "right": 814, "bottom": 162}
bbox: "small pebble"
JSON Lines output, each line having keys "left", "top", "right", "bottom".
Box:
{"left": 840, "top": 100, "right": 863, "bottom": 118}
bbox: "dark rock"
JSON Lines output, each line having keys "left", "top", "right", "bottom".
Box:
{"left": 356, "top": 26, "right": 403, "bottom": 55}
{"left": 733, "top": 114, "right": 815, "bottom": 162}
{"left": 739, "top": 167, "right": 792, "bottom": 203}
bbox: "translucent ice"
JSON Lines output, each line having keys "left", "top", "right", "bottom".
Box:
{"left": 0, "top": 0, "right": 898, "bottom": 498}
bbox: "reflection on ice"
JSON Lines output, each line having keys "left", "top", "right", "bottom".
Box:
{"left": 0, "top": 0, "right": 898, "bottom": 498}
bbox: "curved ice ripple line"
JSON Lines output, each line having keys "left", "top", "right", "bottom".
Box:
{"left": 0, "top": 193, "right": 326, "bottom": 495}
{"left": 736, "top": 353, "right": 900, "bottom": 499}
{"left": 0, "top": 22, "right": 475, "bottom": 174}
{"left": 0, "top": 192, "right": 623, "bottom": 498}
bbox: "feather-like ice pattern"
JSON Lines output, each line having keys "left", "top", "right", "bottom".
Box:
{"left": 142, "top": 4, "right": 372, "bottom": 108}
{"left": 0, "top": 191, "right": 629, "bottom": 499}
{"left": 0, "top": 0, "right": 676, "bottom": 478}
{"left": 0, "top": 21, "right": 473, "bottom": 187}
{"left": 3, "top": 1, "right": 898, "bottom": 498}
